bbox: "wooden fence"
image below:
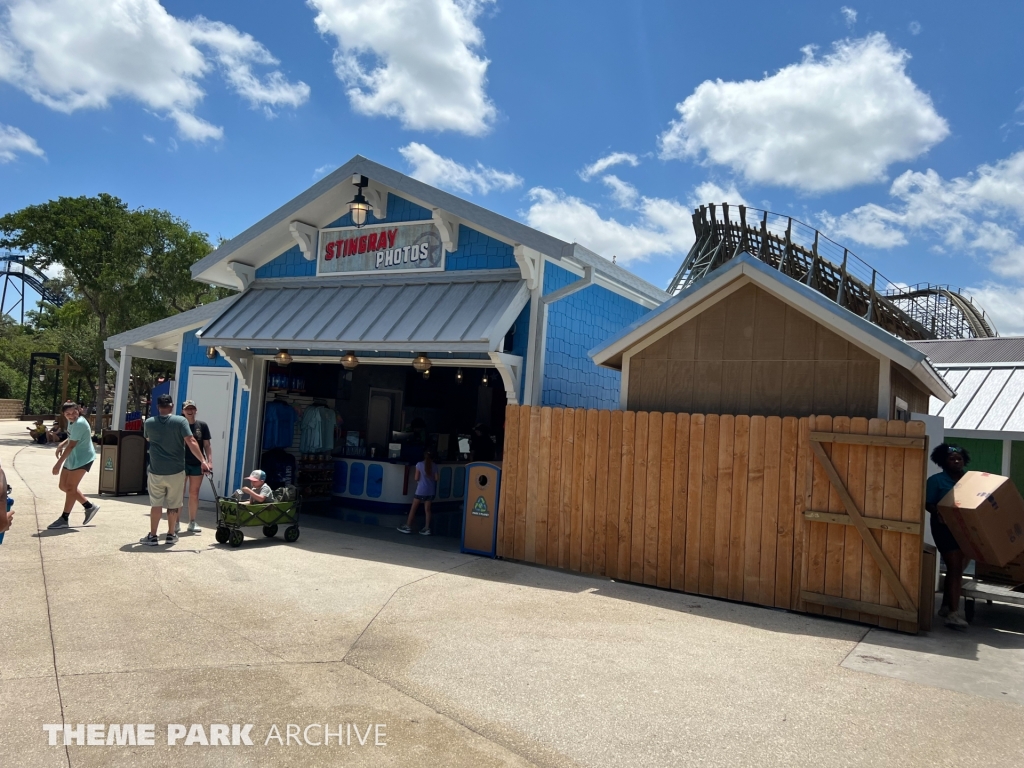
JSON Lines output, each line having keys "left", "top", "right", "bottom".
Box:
{"left": 496, "top": 405, "right": 928, "bottom": 633}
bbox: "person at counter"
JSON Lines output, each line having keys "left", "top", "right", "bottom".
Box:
{"left": 398, "top": 452, "right": 439, "bottom": 536}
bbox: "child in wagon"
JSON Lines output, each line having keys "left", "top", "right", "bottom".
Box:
{"left": 236, "top": 469, "right": 273, "bottom": 504}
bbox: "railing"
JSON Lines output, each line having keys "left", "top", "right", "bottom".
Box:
{"left": 668, "top": 205, "right": 996, "bottom": 340}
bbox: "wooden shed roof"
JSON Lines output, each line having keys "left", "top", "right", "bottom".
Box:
{"left": 590, "top": 253, "right": 954, "bottom": 402}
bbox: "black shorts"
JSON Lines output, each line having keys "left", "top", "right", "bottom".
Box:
{"left": 414, "top": 494, "right": 435, "bottom": 501}
{"left": 930, "top": 512, "right": 960, "bottom": 555}
{"left": 65, "top": 461, "right": 93, "bottom": 474}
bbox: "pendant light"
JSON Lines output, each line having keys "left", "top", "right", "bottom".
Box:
{"left": 422, "top": 369, "right": 430, "bottom": 380}
{"left": 347, "top": 175, "right": 372, "bottom": 228}
{"left": 274, "top": 350, "right": 293, "bottom": 367}
{"left": 481, "top": 369, "right": 489, "bottom": 385}
{"left": 206, "top": 346, "right": 218, "bottom": 360}
{"left": 456, "top": 367, "right": 463, "bottom": 384}
{"left": 341, "top": 351, "right": 359, "bottom": 370}
{"left": 412, "top": 353, "right": 431, "bottom": 374}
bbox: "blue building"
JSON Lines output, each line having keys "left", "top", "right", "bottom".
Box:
{"left": 104, "top": 156, "right": 666, "bottom": 512}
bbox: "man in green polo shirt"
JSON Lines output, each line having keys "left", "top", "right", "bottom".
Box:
{"left": 140, "top": 393, "right": 210, "bottom": 546}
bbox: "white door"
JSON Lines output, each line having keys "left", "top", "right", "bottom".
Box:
{"left": 187, "top": 368, "right": 234, "bottom": 501}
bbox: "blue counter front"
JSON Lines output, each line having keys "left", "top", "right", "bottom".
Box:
{"left": 332, "top": 460, "right": 467, "bottom": 512}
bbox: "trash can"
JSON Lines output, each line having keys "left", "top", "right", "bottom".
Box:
{"left": 98, "top": 430, "right": 147, "bottom": 495}
{"left": 461, "top": 462, "right": 501, "bottom": 557}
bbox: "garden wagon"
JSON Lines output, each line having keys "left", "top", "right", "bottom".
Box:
{"left": 207, "top": 474, "right": 301, "bottom": 548}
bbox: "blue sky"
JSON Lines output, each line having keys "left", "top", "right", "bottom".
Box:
{"left": 2, "top": 1, "right": 1024, "bottom": 330}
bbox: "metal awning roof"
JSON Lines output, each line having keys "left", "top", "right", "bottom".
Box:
{"left": 929, "top": 364, "right": 1024, "bottom": 432}
{"left": 197, "top": 269, "right": 529, "bottom": 353}
{"left": 103, "top": 296, "right": 239, "bottom": 352}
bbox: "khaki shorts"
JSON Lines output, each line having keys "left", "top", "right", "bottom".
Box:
{"left": 148, "top": 471, "right": 185, "bottom": 510}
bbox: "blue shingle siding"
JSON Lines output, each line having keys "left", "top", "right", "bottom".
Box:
{"left": 446, "top": 224, "right": 516, "bottom": 271}
{"left": 256, "top": 194, "right": 433, "bottom": 280}
{"left": 541, "top": 262, "right": 651, "bottom": 409}
{"left": 324, "top": 193, "right": 432, "bottom": 229}
{"left": 255, "top": 244, "right": 316, "bottom": 279}
{"left": 509, "top": 300, "right": 530, "bottom": 400}
{"left": 255, "top": 196, "right": 514, "bottom": 279}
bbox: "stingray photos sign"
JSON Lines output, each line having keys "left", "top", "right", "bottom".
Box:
{"left": 317, "top": 220, "right": 445, "bottom": 276}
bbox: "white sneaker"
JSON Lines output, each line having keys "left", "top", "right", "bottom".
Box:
{"left": 187, "top": 521, "right": 201, "bottom": 533}
{"left": 945, "top": 611, "right": 968, "bottom": 629}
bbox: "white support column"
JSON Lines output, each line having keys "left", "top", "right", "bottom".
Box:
{"left": 877, "top": 358, "right": 891, "bottom": 420}
{"left": 1002, "top": 439, "right": 1012, "bottom": 477}
{"left": 112, "top": 347, "right": 132, "bottom": 430}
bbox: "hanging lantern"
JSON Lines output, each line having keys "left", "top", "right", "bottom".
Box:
{"left": 38, "top": 372, "right": 46, "bottom": 382}
{"left": 456, "top": 367, "right": 463, "bottom": 384}
{"left": 274, "top": 350, "right": 293, "bottom": 366}
{"left": 481, "top": 369, "right": 489, "bottom": 385}
{"left": 206, "top": 346, "right": 218, "bottom": 360}
{"left": 341, "top": 351, "right": 359, "bottom": 370}
{"left": 347, "top": 175, "right": 372, "bottom": 227}
{"left": 411, "top": 353, "right": 431, "bottom": 373}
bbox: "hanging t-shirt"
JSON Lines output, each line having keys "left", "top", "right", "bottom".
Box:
{"left": 263, "top": 401, "right": 297, "bottom": 450}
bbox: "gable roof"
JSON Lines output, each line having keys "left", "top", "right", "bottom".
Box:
{"left": 190, "top": 154, "right": 667, "bottom": 305}
{"left": 104, "top": 296, "right": 239, "bottom": 352}
{"left": 907, "top": 337, "right": 1024, "bottom": 365}
{"left": 590, "top": 253, "right": 954, "bottom": 402}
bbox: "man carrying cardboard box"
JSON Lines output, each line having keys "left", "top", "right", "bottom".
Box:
{"left": 929, "top": 444, "right": 1024, "bottom": 629}
{"left": 926, "top": 444, "right": 971, "bottom": 629}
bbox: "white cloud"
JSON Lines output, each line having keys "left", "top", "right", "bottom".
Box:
{"left": 523, "top": 187, "right": 693, "bottom": 265}
{"left": 909, "top": 21, "right": 922, "bottom": 35}
{"left": 961, "top": 284, "right": 1023, "bottom": 335}
{"left": 689, "top": 180, "right": 748, "bottom": 209}
{"left": 399, "top": 142, "right": 521, "bottom": 195}
{"left": 308, "top": 0, "right": 496, "bottom": 135}
{"left": 601, "top": 175, "right": 639, "bottom": 208}
{"left": 579, "top": 151, "right": 640, "bottom": 181}
{"left": 840, "top": 6, "right": 857, "bottom": 26}
{"left": 142, "top": 134, "right": 156, "bottom": 144}
{"left": 0, "top": 0, "right": 309, "bottom": 142}
{"left": 313, "top": 163, "right": 337, "bottom": 180}
{"left": 820, "top": 150, "right": 1024, "bottom": 258}
{"left": 659, "top": 34, "right": 949, "bottom": 192}
{"left": 0, "top": 122, "right": 44, "bottom": 162}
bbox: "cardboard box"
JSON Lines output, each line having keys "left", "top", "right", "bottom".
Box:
{"left": 938, "top": 471, "right": 1024, "bottom": 567}
{"left": 975, "top": 555, "right": 1024, "bottom": 586}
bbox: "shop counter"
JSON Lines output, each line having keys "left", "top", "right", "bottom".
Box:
{"left": 332, "top": 460, "right": 467, "bottom": 512}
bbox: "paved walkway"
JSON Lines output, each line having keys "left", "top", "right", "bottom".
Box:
{"left": 2, "top": 420, "right": 1022, "bottom": 767}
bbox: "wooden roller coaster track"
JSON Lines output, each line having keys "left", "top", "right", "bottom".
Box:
{"left": 668, "top": 204, "right": 997, "bottom": 341}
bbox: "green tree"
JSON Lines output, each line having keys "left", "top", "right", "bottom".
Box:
{"left": 0, "top": 194, "right": 221, "bottom": 411}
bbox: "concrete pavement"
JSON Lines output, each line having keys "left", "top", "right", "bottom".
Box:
{"left": 2, "top": 420, "right": 1022, "bottom": 767}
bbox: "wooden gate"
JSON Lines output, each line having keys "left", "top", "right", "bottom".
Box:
{"left": 497, "top": 406, "right": 927, "bottom": 633}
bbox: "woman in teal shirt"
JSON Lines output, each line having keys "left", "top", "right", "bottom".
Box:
{"left": 925, "top": 444, "right": 969, "bottom": 629}
{"left": 47, "top": 401, "right": 99, "bottom": 530}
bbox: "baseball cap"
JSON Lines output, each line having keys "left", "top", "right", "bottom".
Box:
{"left": 156, "top": 394, "right": 173, "bottom": 407}
{"left": 182, "top": 399, "right": 197, "bottom": 409}
{"left": 248, "top": 469, "right": 266, "bottom": 483}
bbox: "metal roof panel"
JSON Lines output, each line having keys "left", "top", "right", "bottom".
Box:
{"left": 197, "top": 272, "right": 526, "bottom": 353}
